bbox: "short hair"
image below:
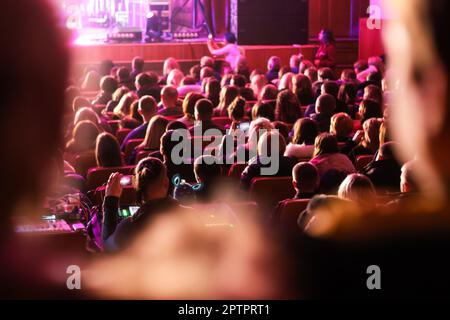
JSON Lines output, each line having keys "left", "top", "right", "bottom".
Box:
{"left": 330, "top": 113, "right": 353, "bottom": 138}
{"left": 200, "top": 56, "right": 214, "bottom": 68}
{"left": 100, "top": 76, "right": 118, "bottom": 93}
{"left": 182, "top": 92, "right": 204, "bottom": 118}
{"left": 135, "top": 157, "right": 167, "bottom": 204}
{"left": 318, "top": 67, "right": 334, "bottom": 81}
{"left": 167, "top": 120, "right": 187, "bottom": 131}
{"left": 359, "top": 99, "right": 383, "bottom": 123}
{"left": 195, "top": 99, "right": 214, "bottom": 120}
{"left": 224, "top": 32, "right": 237, "bottom": 44}
{"left": 161, "top": 85, "right": 179, "bottom": 102}
{"left": 132, "top": 56, "right": 145, "bottom": 71}
{"left": 117, "top": 67, "right": 131, "bottom": 82}
{"left": 231, "top": 74, "right": 248, "bottom": 88}
{"left": 95, "top": 132, "right": 122, "bottom": 167}
{"left": 136, "top": 72, "right": 158, "bottom": 88}
{"left": 314, "top": 133, "right": 339, "bottom": 157}
{"left": 138, "top": 95, "right": 158, "bottom": 116}
{"left": 228, "top": 97, "right": 246, "bottom": 121}
{"left": 293, "top": 118, "right": 319, "bottom": 145}
{"left": 293, "top": 162, "right": 319, "bottom": 190}
{"left": 268, "top": 56, "right": 282, "bottom": 71}
{"left": 338, "top": 173, "right": 376, "bottom": 202}
{"left": 316, "top": 94, "right": 336, "bottom": 115}
{"left": 194, "top": 155, "right": 221, "bottom": 183}
{"left": 321, "top": 81, "right": 339, "bottom": 98}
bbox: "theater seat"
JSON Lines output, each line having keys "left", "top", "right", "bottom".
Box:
{"left": 274, "top": 199, "right": 310, "bottom": 233}
{"left": 124, "top": 139, "right": 144, "bottom": 162}
{"left": 116, "top": 128, "right": 132, "bottom": 145}
{"left": 249, "top": 177, "right": 296, "bottom": 214}
{"left": 355, "top": 154, "right": 374, "bottom": 172}
{"left": 86, "top": 166, "right": 135, "bottom": 191}
{"left": 228, "top": 163, "right": 248, "bottom": 180}
{"left": 212, "top": 117, "right": 231, "bottom": 128}
{"left": 107, "top": 120, "right": 121, "bottom": 135}
{"left": 136, "top": 150, "right": 153, "bottom": 164}
{"left": 73, "top": 152, "right": 97, "bottom": 177}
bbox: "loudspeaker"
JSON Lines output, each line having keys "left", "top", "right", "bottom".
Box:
{"left": 230, "top": 0, "right": 309, "bottom": 45}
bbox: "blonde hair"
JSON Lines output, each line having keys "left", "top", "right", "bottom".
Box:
{"left": 140, "top": 116, "right": 169, "bottom": 150}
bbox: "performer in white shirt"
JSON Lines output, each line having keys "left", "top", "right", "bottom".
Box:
{"left": 207, "top": 32, "right": 243, "bottom": 72}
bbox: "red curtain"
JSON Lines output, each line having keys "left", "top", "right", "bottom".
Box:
{"left": 204, "top": 0, "right": 229, "bottom": 36}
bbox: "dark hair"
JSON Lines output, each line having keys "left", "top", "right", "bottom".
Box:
{"left": 360, "top": 99, "right": 383, "bottom": 124}
{"left": 132, "top": 57, "right": 145, "bottom": 71}
{"left": 314, "top": 133, "right": 339, "bottom": 157}
{"left": 194, "top": 155, "right": 221, "bottom": 183}
{"left": 224, "top": 32, "right": 237, "bottom": 44}
{"left": 136, "top": 72, "right": 158, "bottom": 88}
{"left": 272, "top": 121, "right": 290, "bottom": 142}
{"left": 100, "top": 76, "right": 118, "bottom": 94}
{"left": 253, "top": 102, "right": 275, "bottom": 122}
{"left": 338, "top": 83, "right": 357, "bottom": 105}
{"left": 320, "top": 29, "right": 335, "bottom": 45}
{"left": 276, "top": 90, "right": 303, "bottom": 124}
{"left": 322, "top": 81, "right": 339, "bottom": 98}
{"left": 293, "top": 118, "right": 319, "bottom": 145}
{"left": 182, "top": 92, "right": 204, "bottom": 119}
{"left": 228, "top": 97, "right": 246, "bottom": 121}
{"left": 135, "top": 157, "right": 167, "bottom": 205}
{"left": 231, "top": 74, "right": 247, "bottom": 88}
{"left": 195, "top": 99, "right": 214, "bottom": 120}
{"left": 95, "top": 133, "right": 123, "bottom": 167}
{"left": 167, "top": 120, "right": 187, "bottom": 131}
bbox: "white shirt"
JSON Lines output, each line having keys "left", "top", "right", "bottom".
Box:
{"left": 210, "top": 44, "right": 242, "bottom": 71}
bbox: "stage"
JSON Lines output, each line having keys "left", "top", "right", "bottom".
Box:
{"left": 71, "top": 41, "right": 319, "bottom": 76}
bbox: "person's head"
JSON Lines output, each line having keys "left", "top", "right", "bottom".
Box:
{"left": 182, "top": 92, "right": 204, "bottom": 120}
{"left": 377, "top": 141, "right": 399, "bottom": 161}
{"left": 218, "top": 85, "right": 239, "bottom": 111}
{"left": 363, "top": 84, "right": 383, "bottom": 104}
{"left": 362, "top": 118, "right": 382, "bottom": 151}
{"left": 338, "top": 82, "right": 358, "bottom": 105}
{"left": 305, "top": 67, "right": 318, "bottom": 83}
{"left": 231, "top": 74, "right": 248, "bottom": 88}
{"left": 290, "top": 54, "right": 302, "bottom": 71}
{"left": 278, "top": 72, "right": 295, "bottom": 91}
{"left": 167, "top": 69, "right": 184, "bottom": 87}
{"left": 293, "top": 74, "right": 314, "bottom": 100}
{"left": 142, "top": 116, "right": 169, "bottom": 150}
{"left": 292, "top": 162, "right": 319, "bottom": 193}
{"left": 252, "top": 102, "right": 275, "bottom": 122}
{"left": 275, "top": 90, "right": 302, "bottom": 124}
{"left": 95, "top": 132, "right": 122, "bottom": 167}
{"left": 72, "top": 97, "right": 92, "bottom": 113}
{"left": 330, "top": 113, "right": 353, "bottom": 139}
{"left": 367, "top": 56, "right": 384, "bottom": 74}
{"left": 112, "top": 87, "right": 130, "bottom": 102}
{"left": 200, "top": 56, "right": 215, "bottom": 69}
{"left": 99, "top": 60, "right": 115, "bottom": 76}
{"left": 181, "top": 76, "right": 197, "bottom": 86}
{"left": 81, "top": 70, "right": 100, "bottom": 91}
{"left": 354, "top": 59, "right": 369, "bottom": 74}
{"left": 299, "top": 60, "right": 314, "bottom": 74}
{"left": 314, "top": 133, "right": 339, "bottom": 157}
{"left": 260, "top": 84, "right": 278, "bottom": 102}
{"left": 70, "top": 120, "right": 100, "bottom": 152}
{"left": 338, "top": 174, "right": 376, "bottom": 203}
{"left": 258, "top": 131, "right": 286, "bottom": 158}
{"left": 205, "top": 78, "right": 221, "bottom": 99}
{"left": 161, "top": 86, "right": 179, "bottom": 108}
{"left": 224, "top": 32, "right": 237, "bottom": 44}
{"left": 400, "top": 160, "right": 420, "bottom": 194}
{"left": 359, "top": 99, "right": 383, "bottom": 123}
{"left": 340, "top": 69, "right": 357, "bottom": 83}
{"left": 200, "top": 67, "right": 214, "bottom": 82}
{"left": 267, "top": 56, "right": 281, "bottom": 72}
{"left": 167, "top": 120, "right": 187, "bottom": 132}
{"left": 272, "top": 121, "right": 290, "bottom": 142}
{"left": 194, "top": 99, "right": 214, "bottom": 121}
{"left": 190, "top": 64, "right": 201, "bottom": 82}
{"left": 135, "top": 72, "right": 158, "bottom": 90}
{"left": 248, "top": 118, "right": 274, "bottom": 149}
{"left": 163, "top": 57, "right": 180, "bottom": 77}
{"left": 315, "top": 94, "right": 336, "bottom": 116}
{"left": 135, "top": 157, "right": 169, "bottom": 204}
{"left": 278, "top": 66, "right": 291, "bottom": 80}
{"left": 100, "top": 76, "right": 118, "bottom": 95}
{"left": 250, "top": 74, "right": 268, "bottom": 99}
{"left": 318, "top": 67, "right": 334, "bottom": 82}
{"left": 319, "top": 29, "right": 335, "bottom": 45}
{"left": 115, "top": 92, "right": 137, "bottom": 117}
{"left": 321, "top": 81, "right": 339, "bottom": 98}
{"left": 194, "top": 155, "right": 221, "bottom": 184}
{"left": 292, "top": 118, "right": 319, "bottom": 146}
{"left": 117, "top": 67, "right": 131, "bottom": 84}
{"left": 228, "top": 97, "right": 246, "bottom": 122}
{"left": 74, "top": 107, "right": 100, "bottom": 126}
{"left": 132, "top": 56, "right": 145, "bottom": 72}
{"left": 138, "top": 95, "right": 158, "bottom": 122}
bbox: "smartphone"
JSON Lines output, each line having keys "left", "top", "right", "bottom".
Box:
{"left": 119, "top": 206, "right": 139, "bottom": 218}
{"left": 120, "top": 175, "right": 133, "bottom": 186}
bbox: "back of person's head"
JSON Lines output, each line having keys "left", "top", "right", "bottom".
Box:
{"left": 100, "top": 76, "right": 118, "bottom": 94}
{"left": 73, "top": 97, "right": 92, "bottom": 112}
{"left": 252, "top": 102, "right": 275, "bottom": 122}
{"left": 330, "top": 113, "right": 353, "bottom": 138}
{"left": 190, "top": 64, "right": 201, "bottom": 82}
{"left": 248, "top": 118, "right": 274, "bottom": 148}
{"left": 200, "top": 67, "right": 214, "bottom": 81}
{"left": 338, "top": 82, "right": 358, "bottom": 105}
{"left": 299, "top": 60, "right": 314, "bottom": 74}
{"left": 74, "top": 107, "right": 100, "bottom": 126}
{"left": 359, "top": 99, "right": 383, "bottom": 123}
{"left": 272, "top": 121, "right": 290, "bottom": 142}
{"left": 132, "top": 56, "right": 144, "bottom": 71}
{"left": 364, "top": 85, "right": 383, "bottom": 104}
{"left": 167, "top": 120, "right": 187, "bottom": 131}
{"left": 194, "top": 99, "right": 214, "bottom": 121}
{"left": 231, "top": 74, "right": 248, "bottom": 88}
{"left": 279, "top": 73, "right": 295, "bottom": 91}
{"left": 163, "top": 57, "right": 180, "bottom": 76}
{"left": 267, "top": 56, "right": 281, "bottom": 72}
{"left": 314, "top": 133, "right": 339, "bottom": 157}
{"left": 70, "top": 120, "right": 100, "bottom": 152}
{"left": 224, "top": 32, "right": 237, "bottom": 44}
{"left": 293, "top": 74, "right": 313, "bottom": 98}
{"left": 362, "top": 118, "right": 382, "bottom": 151}
{"left": 167, "top": 69, "right": 184, "bottom": 87}
{"left": 290, "top": 54, "right": 302, "bottom": 71}
{"left": 135, "top": 157, "right": 169, "bottom": 204}
{"left": 206, "top": 78, "right": 221, "bottom": 98}
{"left": 321, "top": 81, "right": 340, "bottom": 98}
{"left": 200, "top": 56, "right": 215, "bottom": 68}
{"left": 115, "top": 92, "right": 137, "bottom": 116}
{"left": 182, "top": 92, "right": 204, "bottom": 119}
{"left": 117, "top": 67, "right": 131, "bottom": 83}
{"left": 139, "top": 95, "right": 158, "bottom": 120}
{"left": 275, "top": 90, "right": 302, "bottom": 124}
{"left": 293, "top": 162, "right": 319, "bottom": 192}
{"left": 378, "top": 141, "right": 399, "bottom": 161}
{"left": 194, "top": 155, "right": 221, "bottom": 183}
{"left": 136, "top": 72, "right": 158, "bottom": 89}
{"left": 81, "top": 70, "right": 100, "bottom": 91}
{"left": 367, "top": 72, "right": 382, "bottom": 86}
{"left": 142, "top": 116, "right": 169, "bottom": 150}
{"left": 258, "top": 131, "right": 286, "bottom": 157}
{"left": 251, "top": 74, "right": 268, "bottom": 98}
{"left": 318, "top": 68, "right": 334, "bottom": 82}
{"left": 260, "top": 84, "right": 278, "bottom": 101}
{"left": 112, "top": 86, "right": 130, "bottom": 102}
{"left": 95, "top": 132, "right": 122, "bottom": 167}
{"left": 338, "top": 173, "right": 376, "bottom": 203}
{"left": 401, "top": 160, "right": 420, "bottom": 194}
{"left": 228, "top": 97, "right": 246, "bottom": 121}
{"left": 161, "top": 86, "right": 179, "bottom": 107}
{"left": 315, "top": 94, "right": 336, "bottom": 116}
{"left": 305, "top": 67, "right": 318, "bottom": 84}
{"left": 354, "top": 59, "right": 369, "bottom": 74}
{"left": 219, "top": 85, "right": 240, "bottom": 112}
{"left": 293, "top": 118, "right": 319, "bottom": 146}
{"left": 340, "top": 69, "right": 357, "bottom": 82}
{"left": 181, "top": 76, "right": 197, "bottom": 86}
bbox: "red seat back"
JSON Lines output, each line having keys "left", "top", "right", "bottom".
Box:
{"left": 136, "top": 150, "right": 153, "bottom": 164}
{"left": 275, "top": 199, "right": 310, "bottom": 232}
{"left": 86, "top": 166, "right": 135, "bottom": 191}
{"left": 355, "top": 155, "right": 374, "bottom": 171}
{"left": 116, "top": 128, "right": 132, "bottom": 145}
{"left": 212, "top": 117, "right": 231, "bottom": 128}
{"left": 249, "top": 177, "right": 296, "bottom": 212}
{"left": 124, "top": 139, "right": 144, "bottom": 162}
{"left": 228, "top": 163, "right": 248, "bottom": 180}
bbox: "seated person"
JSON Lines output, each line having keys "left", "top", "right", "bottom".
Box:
{"left": 292, "top": 162, "right": 319, "bottom": 200}
{"left": 285, "top": 118, "right": 319, "bottom": 160}
{"left": 157, "top": 86, "right": 183, "bottom": 117}
{"left": 266, "top": 56, "right": 281, "bottom": 83}
{"left": 330, "top": 112, "right": 354, "bottom": 143}
{"left": 95, "top": 133, "right": 123, "bottom": 168}
{"left": 337, "top": 173, "right": 377, "bottom": 206}
{"left": 120, "top": 96, "right": 158, "bottom": 151}
{"left": 179, "top": 92, "right": 204, "bottom": 128}
{"left": 347, "top": 118, "right": 381, "bottom": 162}
{"left": 189, "top": 99, "right": 225, "bottom": 136}
{"left": 102, "top": 158, "right": 186, "bottom": 252}
{"left": 135, "top": 72, "right": 161, "bottom": 101}
{"left": 93, "top": 76, "right": 118, "bottom": 105}
{"left": 309, "top": 94, "right": 336, "bottom": 132}
{"left": 214, "top": 85, "right": 240, "bottom": 117}
{"left": 240, "top": 131, "right": 297, "bottom": 190}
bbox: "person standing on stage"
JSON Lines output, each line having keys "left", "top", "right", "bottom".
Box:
{"left": 207, "top": 32, "right": 242, "bottom": 72}
{"left": 314, "top": 29, "right": 336, "bottom": 68}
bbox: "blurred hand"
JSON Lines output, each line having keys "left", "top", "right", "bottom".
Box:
{"left": 106, "top": 172, "right": 123, "bottom": 198}
{"left": 353, "top": 130, "right": 364, "bottom": 142}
